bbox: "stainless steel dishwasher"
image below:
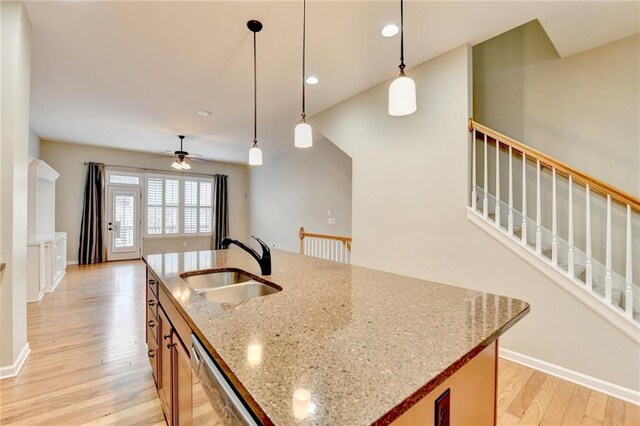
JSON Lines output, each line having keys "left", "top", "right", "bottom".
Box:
{"left": 190, "top": 334, "right": 259, "bottom": 426}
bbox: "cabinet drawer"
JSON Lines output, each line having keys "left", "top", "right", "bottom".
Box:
{"left": 147, "top": 306, "right": 159, "bottom": 342}
{"left": 147, "top": 268, "right": 159, "bottom": 297}
{"left": 147, "top": 288, "right": 159, "bottom": 321}
{"left": 147, "top": 325, "right": 159, "bottom": 385}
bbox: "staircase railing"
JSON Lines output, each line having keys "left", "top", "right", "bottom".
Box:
{"left": 299, "top": 227, "right": 351, "bottom": 264}
{"left": 468, "top": 119, "right": 639, "bottom": 322}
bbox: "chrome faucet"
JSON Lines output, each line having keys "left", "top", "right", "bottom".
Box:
{"left": 220, "top": 236, "right": 271, "bottom": 276}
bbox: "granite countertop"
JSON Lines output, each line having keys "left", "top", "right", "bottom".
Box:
{"left": 144, "top": 249, "right": 529, "bottom": 426}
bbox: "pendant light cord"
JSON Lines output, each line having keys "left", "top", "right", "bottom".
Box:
{"left": 253, "top": 31, "right": 258, "bottom": 144}
{"left": 301, "top": 0, "right": 306, "bottom": 119}
{"left": 399, "top": 0, "right": 405, "bottom": 70}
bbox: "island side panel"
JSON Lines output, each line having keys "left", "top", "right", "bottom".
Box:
{"left": 390, "top": 341, "right": 497, "bottom": 426}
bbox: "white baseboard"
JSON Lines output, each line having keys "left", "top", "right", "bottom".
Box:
{"left": 48, "top": 271, "right": 65, "bottom": 293}
{"left": 67, "top": 260, "right": 78, "bottom": 266}
{"left": 499, "top": 347, "right": 640, "bottom": 406}
{"left": 0, "top": 343, "right": 30, "bottom": 380}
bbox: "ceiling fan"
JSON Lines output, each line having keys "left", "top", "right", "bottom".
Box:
{"left": 159, "top": 135, "right": 202, "bottom": 170}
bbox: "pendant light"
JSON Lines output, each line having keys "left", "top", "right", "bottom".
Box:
{"left": 294, "top": 0, "right": 312, "bottom": 148}
{"left": 388, "top": 0, "right": 416, "bottom": 117}
{"left": 248, "top": 20, "right": 264, "bottom": 166}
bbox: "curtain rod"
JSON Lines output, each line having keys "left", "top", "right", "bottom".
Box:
{"left": 83, "top": 162, "right": 226, "bottom": 178}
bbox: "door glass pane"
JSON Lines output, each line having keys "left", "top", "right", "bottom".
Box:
{"left": 114, "top": 193, "right": 135, "bottom": 251}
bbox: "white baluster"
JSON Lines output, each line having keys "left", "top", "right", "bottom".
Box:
{"left": 472, "top": 130, "right": 477, "bottom": 210}
{"left": 551, "top": 167, "right": 558, "bottom": 265}
{"left": 495, "top": 140, "right": 501, "bottom": 227}
{"left": 483, "top": 133, "right": 489, "bottom": 218}
{"left": 605, "top": 195, "right": 613, "bottom": 303}
{"left": 568, "top": 175, "right": 575, "bottom": 278}
{"left": 521, "top": 153, "right": 528, "bottom": 245}
{"left": 625, "top": 204, "right": 633, "bottom": 319}
{"left": 536, "top": 160, "right": 542, "bottom": 254}
{"left": 585, "top": 185, "right": 593, "bottom": 290}
{"left": 508, "top": 146, "right": 514, "bottom": 235}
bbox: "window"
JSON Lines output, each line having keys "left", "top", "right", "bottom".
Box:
{"left": 109, "top": 174, "right": 140, "bottom": 185}
{"left": 144, "top": 174, "right": 213, "bottom": 237}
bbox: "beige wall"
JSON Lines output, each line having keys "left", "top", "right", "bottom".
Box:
{"left": 41, "top": 141, "right": 250, "bottom": 262}
{"left": 312, "top": 44, "right": 640, "bottom": 392}
{"left": 1, "top": 1, "right": 31, "bottom": 370}
{"left": 249, "top": 138, "right": 352, "bottom": 253}
{"left": 474, "top": 21, "right": 639, "bottom": 197}
{"left": 474, "top": 22, "right": 640, "bottom": 288}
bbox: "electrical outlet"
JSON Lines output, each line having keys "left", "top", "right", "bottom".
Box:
{"left": 327, "top": 209, "right": 332, "bottom": 217}
{"left": 328, "top": 218, "right": 336, "bottom": 225}
{"left": 434, "top": 389, "right": 450, "bottom": 426}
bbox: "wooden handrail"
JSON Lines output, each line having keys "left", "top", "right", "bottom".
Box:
{"left": 299, "top": 227, "right": 352, "bottom": 254}
{"left": 468, "top": 119, "right": 640, "bottom": 212}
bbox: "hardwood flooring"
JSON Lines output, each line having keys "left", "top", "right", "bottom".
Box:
{"left": 0, "top": 260, "right": 638, "bottom": 425}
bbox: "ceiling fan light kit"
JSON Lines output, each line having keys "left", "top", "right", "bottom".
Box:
{"left": 169, "top": 135, "right": 194, "bottom": 170}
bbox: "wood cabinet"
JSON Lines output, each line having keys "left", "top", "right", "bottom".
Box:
{"left": 159, "top": 307, "right": 174, "bottom": 422}
{"left": 146, "top": 268, "right": 194, "bottom": 426}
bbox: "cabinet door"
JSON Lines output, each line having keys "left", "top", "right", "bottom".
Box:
{"left": 158, "top": 308, "right": 174, "bottom": 424}
{"left": 173, "top": 337, "right": 193, "bottom": 426}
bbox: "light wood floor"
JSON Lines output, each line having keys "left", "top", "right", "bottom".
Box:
{"left": 1, "top": 260, "right": 638, "bottom": 425}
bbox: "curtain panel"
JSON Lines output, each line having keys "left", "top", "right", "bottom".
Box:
{"left": 78, "top": 162, "right": 106, "bottom": 264}
{"left": 213, "top": 174, "right": 229, "bottom": 249}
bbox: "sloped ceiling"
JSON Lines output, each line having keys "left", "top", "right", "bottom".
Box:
{"left": 24, "top": 1, "right": 639, "bottom": 164}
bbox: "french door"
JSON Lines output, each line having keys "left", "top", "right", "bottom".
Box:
{"left": 107, "top": 185, "right": 141, "bottom": 261}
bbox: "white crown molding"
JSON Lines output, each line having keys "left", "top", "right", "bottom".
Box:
{"left": 0, "top": 343, "right": 31, "bottom": 380}
{"left": 500, "top": 347, "right": 640, "bottom": 406}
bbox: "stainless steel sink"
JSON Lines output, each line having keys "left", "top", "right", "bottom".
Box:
{"left": 181, "top": 270, "right": 281, "bottom": 303}
{"left": 182, "top": 271, "right": 252, "bottom": 291}
{"left": 198, "top": 282, "right": 280, "bottom": 304}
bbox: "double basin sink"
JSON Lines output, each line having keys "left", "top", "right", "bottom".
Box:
{"left": 181, "top": 270, "right": 281, "bottom": 304}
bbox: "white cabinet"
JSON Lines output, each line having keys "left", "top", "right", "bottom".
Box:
{"left": 27, "top": 158, "right": 65, "bottom": 303}
{"left": 26, "top": 233, "right": 66, "bottom": 302}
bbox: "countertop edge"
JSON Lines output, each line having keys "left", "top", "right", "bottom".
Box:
{"left": 0, "top": 262, "right": 5, "bottom": 272}
{"left": 144, "top": 258, "right": 275, "bottom": 426}
{"left": 371, "top": 304, "right": 531, "bottom": 426}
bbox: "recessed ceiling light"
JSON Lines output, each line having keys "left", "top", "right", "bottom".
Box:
{"left": 197, "top": 110, "right": 212, "bottom": 116}
{"left": 305, "top": 76, "right": 319, "bottom": 85}
{"left": 381, "top": 24, "right": 399, "bottom": 38}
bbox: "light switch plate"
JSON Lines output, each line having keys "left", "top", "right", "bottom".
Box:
{"left": 328, "top": 218, "right": 336, "bottom": 225}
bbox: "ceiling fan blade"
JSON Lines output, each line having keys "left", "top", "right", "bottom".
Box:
{"left": 188, "top": 157, "right": 208, "bottom": 163}
{"left": 150, "top": 155, "right": 173, "bottom": 159}
{"left": 185, "top": 153, "right": 203, "bottom": 158}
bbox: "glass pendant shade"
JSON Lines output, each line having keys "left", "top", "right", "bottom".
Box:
{"left": 181, "top": 161, "right": 191, "bottom": 170}
{"left": 171, "top": 161, "right": 182, "bottom": 170}
{"left": 294, "top": 122, "right": 313, "bottom": 148}
{"left": 249, "top": 145, "right": 263, "bottom": 166}
{"left": 388, "top": 72, "right": 417, "bottom": 116}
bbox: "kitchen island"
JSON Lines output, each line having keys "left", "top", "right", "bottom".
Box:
{"left": 143, "top": 248, "right": 529, "bottom": 425}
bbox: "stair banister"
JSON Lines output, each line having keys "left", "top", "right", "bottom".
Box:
{"left": 468, "top": 119, "right": 640, "bottom": 212}
{"left": 468, "top": 119, "right": 640, "bottom": 328}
